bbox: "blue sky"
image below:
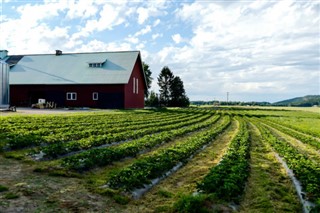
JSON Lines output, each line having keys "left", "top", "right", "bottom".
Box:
{"left": 1, "top": 0, "right": 319, "bottom": 102}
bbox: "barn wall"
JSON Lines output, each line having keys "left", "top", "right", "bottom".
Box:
{"left": 10, "top": 84, "right": 126, "bottom": 109}
{"left": 124, "top": 57, "right": 145, "bottom": 108}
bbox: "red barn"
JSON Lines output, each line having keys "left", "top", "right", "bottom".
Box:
{"left": 5, "top": 50, "right": 146, "bottom": 109}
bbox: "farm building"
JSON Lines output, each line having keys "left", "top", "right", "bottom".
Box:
{"left": 1, "top": 50, "right": 146, "bottom": 109}
{"left": 0, "top": 50, "right": 10, "bottom": 108}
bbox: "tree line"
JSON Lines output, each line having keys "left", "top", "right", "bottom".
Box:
{"left": 143, "top": 63, "right": 190, "bottom": 107}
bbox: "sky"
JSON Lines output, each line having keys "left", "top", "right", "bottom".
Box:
{"left": 0, "top": 0, "right": 319, "bottom": 103}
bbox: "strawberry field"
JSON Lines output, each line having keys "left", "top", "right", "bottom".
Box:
{"left": 0, "top": 107, "right": 319, "bottom": 212}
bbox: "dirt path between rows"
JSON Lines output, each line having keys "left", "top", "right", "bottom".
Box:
{"left": 0, "top": 156, "right": 113, "bottom": 212}
{"left": 239, "top": 123, "right": 301, "bottom": 212}
{"left": 125, "top": 120, "right": 239, "bottom": 212}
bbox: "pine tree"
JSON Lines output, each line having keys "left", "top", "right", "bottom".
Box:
{"left": 146, "top": 91, "right": 159, "bottom": 107}
{"left": 170, "top": 76, "right": 190, "bottom": 107}
{"left": 157, "top": 66, "right": 174, "bottom": 106}
{"left": 143, "top": 62, "right": 153, "bottom": 98}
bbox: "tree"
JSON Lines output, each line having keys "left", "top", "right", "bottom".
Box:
{"left": 157, "top": 66, "right": 174, "bottom": 106}
{"left": 169, "top": 76, "right": 190, "bottom": 107}
{"left": 157, "top": 66, "right": 190, "bottom": 107}
{"left": 143, "top": 62, "right": 153, "bottom": 98}
{"left": 145, "top": 91, "right": 159, "bottom": 107}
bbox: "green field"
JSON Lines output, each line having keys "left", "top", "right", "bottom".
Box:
{"left": 0, "top": 107, "right": 319, "bottom": 212}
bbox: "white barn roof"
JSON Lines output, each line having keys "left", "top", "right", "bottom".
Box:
{"left": 8, "top": 51, "right": 141, "bottom": 85}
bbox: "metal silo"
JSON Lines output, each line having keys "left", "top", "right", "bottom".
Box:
{"left": 0, "top": 60, "right": 10, "bottom": 108}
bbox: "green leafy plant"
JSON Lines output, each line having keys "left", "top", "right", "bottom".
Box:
{"left": 255, "top": 122, "right": 320, "bottom": 202}
{"left": 0, "top": 185, "right": 9, "bottom": 192}
{"left": 108, "top": 116, "right": 230, "bottom": 191}
{"left": 197, "top": 119, "right": 250, "bottom": 203}
{"left": 4, "top": 192, "right": 19, "bottom": 199}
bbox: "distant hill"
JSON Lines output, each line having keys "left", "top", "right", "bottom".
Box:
{"left": 273, "top": 95, "right": 320, "bottom": 107}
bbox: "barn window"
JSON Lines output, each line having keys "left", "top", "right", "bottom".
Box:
{"left": 88, "top": 62, "right": 104, "bottom": 68}
{"left": 133, "top": 77, "right": 136, "bottom": 94}
{"left": 136, "top": 78, "right": 139, "bottom": 94}
{"left": 93, "top": 92, "right": 98, "bottom": 100}
{"left": 66, "top": 92, "right": 77, "bottom": 100}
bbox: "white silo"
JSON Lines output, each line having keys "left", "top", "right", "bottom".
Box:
{"left": 0, "top": 50, "right": 10, "bottom": 108}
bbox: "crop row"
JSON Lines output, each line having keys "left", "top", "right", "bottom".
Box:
{"left": 4, "top": 111, "right": 210, "bottom": 150}
{"left": 0, "top": 108, "right": 207, "bottom": 133}
{"left": 0, "top": 110, "right": 195, "bottom": 142}
{"left": 38, "top": 112, "right": 213, "bottom": 159}
{"left": 61, "top": 114, "right": 222, "bottom": 170}
{"left": 0, "top": 110, "right": 190, "bottom": 135}
{"left": 39, "top": 111, "right": 207, "bottom": 144}
{"left": 256, "top": 122, "right": 320, "bottom": 205}
{"left": 266, "top": 117, "right": 320, "bottom": 138}
{"left": 197, "top": 118, "right": 250, "bottom": 202}
{"left": 261, "top": 119, "right": 320, "bottom": 150}
{"left": 107, "top": 115, "right": 231, "bottom": 191}
{"left": 0, "top": 112, "right": 147, "bottom": 131}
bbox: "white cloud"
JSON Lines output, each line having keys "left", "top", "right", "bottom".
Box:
{"left": 153, "top": 19, "right": 161, "bottom": 27}
{"left": 136, "top": 43, "right": 145, "bottom": 50}
{"left": 165, "top": 0, "right": 320, "bottom": 101}
{"left": 76, "top": 40, "right": 132, "bottom": 52}
{"left": 15, "top": 1, "right": 67, "bottom": 27}
{"left": 158, "top": 46, "right": 176, "bottom": 63}
{"left": 135, "top": 25, "right": 152, "bottom": 37}
{"left": 136, "top": 1, "right": 169, "bottom": 25}
{"left": 137, "top": 7, "right": 149, "bottom": 24}
{"left": 249, "top": 1, "right": 271, "bottom": 10}
{"left": 0, "top": 1, "right": 132, "bottom": 54}
{"left": 81, "top": 3, "right": 128, "bottom": 34}
{"left": 126, "top": 36, "right": 139, "bottom": 44}
{"left": 172, "top": 34, "right": 182, "bottom": 44}
{"left": 125, "top": 25, "right": 152, "bottom": 46}
{"left": 1, "top": 0, "right": 318, "bottom": 102}
{"left": 0, "top": 1, "right": 72, "bottom": 53}
{"left": 66, "top": 0, "right": 98, "bottom": 19}
{"left": 152, "top": 33, "right": 162, "bottom": 40}
{"left": 4, "top": 1, "right": 138, "bottom": 54}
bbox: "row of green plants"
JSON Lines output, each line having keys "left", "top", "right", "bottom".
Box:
{"left": 0, "top": 110, "right": 187, "bottom": 135}
{"left": 42, "top": 111, "right": 207, "bottom": 143}
{"left": 256, "top": 122, "right": 320, "bottom": 208}
{"left": 0, "top": 112, "right": 147, "bottom": 131}
{"left": 262, "top": 119, "right": 320, "bottom": 150}
{"left": 172, "top": 118, "right": 250, "bottom": 212}
{"left": 39, "top": 112, "right": 213, "bottom": 159}
{"left": 3, "top": 111, "right": 208, "bottom": 150}
{"left": 1, "top": 111, "right": 178, "bottom": 147}
{"left": 196, "top": 118, "right": 250, "bottom": 202}
{"left": 106, "top": 115, "right": 231, "bottom": 191}
{"left": 0, "top": 108, "right": 206, "bottom": 134}
{"left": 266, "top": 117, "right": 320, "bottom": 138}
{"left": 61, "top": 114, "right": 221, "bottom": 171}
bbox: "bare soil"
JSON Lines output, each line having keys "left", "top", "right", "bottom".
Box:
{"left": 0, "top": 155, "right": 114, "bottom": 213}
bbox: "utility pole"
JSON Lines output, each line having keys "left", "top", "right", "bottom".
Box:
{"left": 227, "top": 92, "right": 229, "bottom": 105}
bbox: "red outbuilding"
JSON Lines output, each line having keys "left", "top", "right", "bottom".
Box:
{"left": 4, "top": 50, "right": 146, "bottom": 109}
